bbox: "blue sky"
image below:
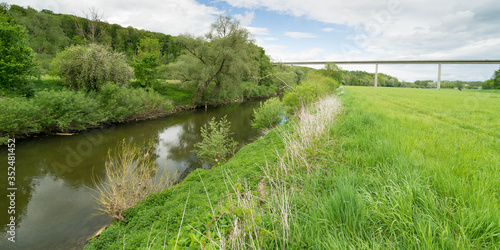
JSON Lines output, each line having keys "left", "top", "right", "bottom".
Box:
{"left": 6, "top": 0, "right": 500, "bottom": 81}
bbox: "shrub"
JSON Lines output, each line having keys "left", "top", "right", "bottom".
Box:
{"left": 136, "top": 88, "right": 174, "bottom": 115}
{"left": 282, "top": 73, "right": 339, "bottom": 114}
{"left": 33, "top": 89, "right": 104, "bottom": 131}
{"left": 0, "top": 97, "right": 41, "bottom": 136}
{"left": 98, "top": 83, "right": 142, "bottom": 122}
{"left": 251, "top": 97, "right": 285, "bottom": 132}
{"left": 282, "top": 90, "right": 302, "bottom": 114}
{"left": 51, "top": 44, "right": 132, "bottom": 91}
{"left": 194, "top": 115, "right": 238, "bottom": 166}
{"left": 98, "top": 83, "right": 173, "bottom": 121}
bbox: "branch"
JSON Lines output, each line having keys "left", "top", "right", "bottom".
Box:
{"left": 181, "top": 43, "right": 206, "bottom": 65}
{"left": 255, "top": 73, "right": 305, "bottom": 107}
{"left": 255, "top": 73, "right": 296, "bottom": 91}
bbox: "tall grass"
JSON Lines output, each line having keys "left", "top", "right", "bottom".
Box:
{"left": 86, "top": 87, "right": 500, "bottom": 249}
{"left": 209, "top": 87, "right": 500, "bottom": 248}
{"left": 92, "top": 140, "right": 174, "bottom": 221}
{"left": 286, "top": 87, "right": 500, "bottom": 249}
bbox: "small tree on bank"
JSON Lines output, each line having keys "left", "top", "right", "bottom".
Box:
{"left": 194, "top": 115, "right": 238, "bottom": 166}
{"left": 51, "top": 43, "right": 132, "bottom": 91}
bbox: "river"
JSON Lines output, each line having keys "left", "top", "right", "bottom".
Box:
{"left": 0, "top": 100, "right": 262, "bottom": 249}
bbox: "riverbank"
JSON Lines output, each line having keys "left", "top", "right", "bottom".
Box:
{"left": 86, "top": 87, "right": 500, "bottom": 249}
{"left": 84, "top": 90, "right": 343, "bottom": 248}
{"left": 0, "top": 80, "right": 277, "bottom": 145}
{"left": 0, "top": 97, "right": 268, "bottom": 249}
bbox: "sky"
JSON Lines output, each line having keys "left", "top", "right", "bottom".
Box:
{"left": 6, "top": 0, "right": 500, "bottom": 81}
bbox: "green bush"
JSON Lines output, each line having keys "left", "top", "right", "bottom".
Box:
{"left": 135, "top": 88, "right": 174, "bottom": 115}
{"left": 33, "top": 89, "right": 104, "bottom": 131}
{"left": 98, "top": 83, "right": 173, "bottom": 121}
{"left": 242, "top": 81, "right": 276, "bottom": 99}
{"left": 282, "top": 72, "right": 339, "bottom": 113}
{"left": 0, "top": 97, "right": 41, "bottom": 136}
{"left": 98, "top": 83, "right": 142, "bottom": 122}
{"left": 194, "top": 115, "right": 238, "bottom": 166}
{"left": 251, "top": 97, "right": 285, "bottom": 132}
{"left": 51, "top": 44, "right": 132, "bottom": 91}
{"left": 153, "top": 83, "right": 195, "bottom": 105}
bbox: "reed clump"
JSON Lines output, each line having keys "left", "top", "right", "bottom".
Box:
{"left": 92, "top": 140, "right": 174, "bottom": 221}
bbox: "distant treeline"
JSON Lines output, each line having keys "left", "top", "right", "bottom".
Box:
{"left": 341, "top": 70, "right": 484, "bottom": 89}
{"left": 2, "top": 3, "right": 182, "bottom": 73}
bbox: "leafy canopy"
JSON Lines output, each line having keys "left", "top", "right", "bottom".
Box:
{"left": 0, "top": 16, "right": 35, "bottom": 89}
{"left": 132, "top": 36, "right": 162, "bottom": 88}
{"left": 194, "top": 115, "right": 238, "bottom": 166}
{"left": 51, "top": 43, "right": 132, "bottom": 91}
{"left": 172, "top": 15, "right": 259, "bottom": 103}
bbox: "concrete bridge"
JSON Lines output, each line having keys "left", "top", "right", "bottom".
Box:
{"left": 275, "top": 60, "right": 500, "bottom": 90}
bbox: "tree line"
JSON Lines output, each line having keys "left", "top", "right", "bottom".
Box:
{"left": 340, "top": 69, "right": 491, "bottom": 89}
{"left": 1, "top": 3, "right": 182, "bottom": 75}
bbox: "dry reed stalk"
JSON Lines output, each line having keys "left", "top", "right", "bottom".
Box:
{"left": 92, "top": 139, "right": 174, "bottom": 221}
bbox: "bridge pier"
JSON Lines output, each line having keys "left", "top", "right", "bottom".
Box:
{"left": 374, "top": 64, "right": 378, "bottom": 87}
{"left": 437, "top": 63, "right": 441, "bottom": 90}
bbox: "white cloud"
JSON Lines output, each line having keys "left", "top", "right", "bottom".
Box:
{"left": 246, "top": 26, "right": 269, "bottom": 35}
{"left": 322, "top": 27, "right": 334, "bottom": 32}
{"left": 284, "top": 32, "right": 318, "bottom": 39}
{"left": 234, "top": 11, "right": 255, "bottom": 26}
{"left": 223, "top": 0, "right": 500, "bottom": 62}
{"left": 263, "top": 37, "right": 278, "bottom": 41}
{"left": 6, "top": 0, "right": 220, "bottom": 36}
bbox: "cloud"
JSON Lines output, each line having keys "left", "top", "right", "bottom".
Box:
{"left": 284, "top": 32, "right": 318, "bottom": 39}
{"left": 6, "top": 0, "right": 220, "bottom": 36}
{"left": 223, "top": 0, "right": 500, "bottom": 61}
{"left": 322, "top": 27, "right": 334, "bottom": 32}
{"left": 234, "top": 11, "right": 254, "bottom": 26}
{"left": 246, "top": 26, "right": 269, "bottom": 35}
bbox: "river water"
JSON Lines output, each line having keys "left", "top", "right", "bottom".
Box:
{"left": 0, "top": 100, "right": 262, "bottom": 249}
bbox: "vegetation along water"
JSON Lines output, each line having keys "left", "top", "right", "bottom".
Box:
{"left": 2, "top": 3, "right": 500, "bottom": 249}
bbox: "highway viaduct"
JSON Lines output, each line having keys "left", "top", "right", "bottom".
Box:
{"left": 275, "top": 60, "right": 500, "bottom": 90}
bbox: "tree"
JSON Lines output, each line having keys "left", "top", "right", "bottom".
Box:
{"left": 74, "top": 7, "right": 108, "bottom": 44}
{"left": 493, "top": 68, "right": 500, "bottom": 89}
{"left": 172, "top": 15, "right": 259, "bottom": 104}
{"left": 132, "top": 36, "right": 161, "bottom": 88}
{"left": 194, "top": 115, "right": 238, "bottom": 166}
{"left": 455, "top": 81, "right": 465, "bottom": 91}
{"left": 0, "top": 15, "right": 35, "bottom": 89}
{"left": 321, "top": 62, "right": 343, "bottom": 83}
{"left": 51, "top": 44, "right": 132, "bottom": 91}
{"left": 8, "top": 6, "right": 69, "bottom": 55}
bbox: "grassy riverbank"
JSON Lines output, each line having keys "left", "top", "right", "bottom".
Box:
{"left": 0, "top": 77, "right": 283, "bottom": 144}
{"left": 86, "top": 86, "right": 500, "bottom": 249}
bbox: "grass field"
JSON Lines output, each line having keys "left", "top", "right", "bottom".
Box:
{"left": 86, "top": 86, "right": 500, "bottom": 249}
{"left": 296, "top": 87, "right": 500, "bottom": 248}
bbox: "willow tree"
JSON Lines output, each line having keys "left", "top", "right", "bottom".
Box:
{"left": 172, "top": 15, "right": 258, "bottom": 104}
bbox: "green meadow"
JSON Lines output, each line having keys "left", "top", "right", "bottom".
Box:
{"left": 306, "top": 87, "right": 500, "bottom": 248}
{"left": 87, "top": 87, "right": 500, "bottom": 249}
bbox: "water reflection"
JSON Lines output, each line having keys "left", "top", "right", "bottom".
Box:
{"left": 0, "top": 99, "right": 263, "bottom": 249}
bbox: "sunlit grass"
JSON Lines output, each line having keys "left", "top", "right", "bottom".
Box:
{"left": 303, "top": 87, "right": 500, "bottom": 248}
{"left": 86, "top": 87, "right": 500, "bottom": 249}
